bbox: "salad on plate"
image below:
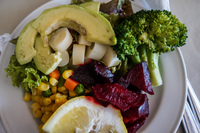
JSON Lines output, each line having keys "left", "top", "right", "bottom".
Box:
{"left": 4, "top": 0, "right": 187, "bottom": 133}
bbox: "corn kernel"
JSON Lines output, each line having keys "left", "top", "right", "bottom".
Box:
{"left": 45, "top": 111, "right": 53, "bottom": 116}
{"left": 23, "top": 92, "right": 32, "bottom": 101}
{"left": 56, "top": 93, "right": 66, "bottom": 98}
{"left": 41, "top": 114, "right": 50, "bottom": 123}
{"left": 55, "top": 93, "right": 63, "bottom": 99}
{"left": 38, "top": 82, "right": 50, "bottom": 91}
{"left": 62, "top": 90, "right": 69, "bottom": 95}
{"left": 52, "top": 103, "right": 60, "bottom": 112}
{"left": 49, "top": 77, "right": 58, "bottom": 86}
{"left": 85, "top": 89, "right": 91, "bottom": 94}
{"left": 55, "top": 93, "right": 67, "bottom": 105}
{"left": 36, "top": 89, "right": 42, "bottom": 96}
{"left": 32, "top": 95, "right": 41, "bottom": 102}
{"left": 38, "top": 124, "right": 44, "bottom": 133}
{"left": 44, "top": 104, "right": 53, "bottom": 112}
{"left": 62, "top": 70, "right": 74, "bottom": 79}
{"left": 58, "top": 86, "right": 67, "bottom": 93}
{"left": 31, "top": 88, "right": 37, "bottom": 96}
{"left": 55, "top": 98, "right": 67, "bottom": 105}
{"left": 31, "top": 102, "right": 41, "bottom": 111}
{"left": 50, "top": 93, "right": 57, "bottom": 101}
{"left": 69, "top": 90, "right": 77, "bottom": 97}
{"left": 41, "top": 106, "right": 45, "bottom": 113}
{"left": 39, "top": 96, "right": 44, "bottom": 106}
{"left": 51, "top": 86, "right": 57, "bottom": 94}
{"left": 33, "top": 109, "right": 43, "bottom": 118}
{"left": 43, "top": 98, "right": 52, "bottom": 106}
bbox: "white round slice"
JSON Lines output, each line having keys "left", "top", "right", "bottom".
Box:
{"left": 78, "top": 35, "right": 91, "bottom": 46}
{"left": 101, "top": 46, "right": 121, "bottom": 67}
{"left": 58, "top": 50, "right": 69, "bottom": 67}
{"left": 49, "top": 28, "right": 73, "bottom": 52}
{"left": 72, "top": 44, "right": 86, "bottom": 65}
{"left": 85, "top": 43, "right": 107, "bottom": 61}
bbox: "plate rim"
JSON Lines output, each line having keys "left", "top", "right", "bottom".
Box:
{"left": 0, "top": 0, "right": 187, "bottom": 133}
{"left": 169, "top": 48, "right": 187, "bottom": 132}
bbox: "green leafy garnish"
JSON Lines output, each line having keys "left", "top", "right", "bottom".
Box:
{"left": 5, "top": 54, "right": 48, "bottom": 91}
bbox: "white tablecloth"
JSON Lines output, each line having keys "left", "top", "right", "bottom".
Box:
{"left": 0, "top": 0, "right": 199, "bottom": 133}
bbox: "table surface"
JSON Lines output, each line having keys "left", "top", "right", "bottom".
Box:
{"left": 0, "top": 0, "right": 199, "bottom": 133}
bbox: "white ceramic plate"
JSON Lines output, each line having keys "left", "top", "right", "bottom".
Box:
{"left": 0, "top": 0, "right": 187, "bottom": 133}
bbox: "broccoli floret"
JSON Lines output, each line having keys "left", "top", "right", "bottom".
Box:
{"left": 113, "top": 10, "right": 187, "bottom": 87}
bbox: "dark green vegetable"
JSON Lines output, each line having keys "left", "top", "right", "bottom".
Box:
{"left": 42, "top": 89, "right": 52, "bottom": 97}
{"left": 57, "top": 65, "right": 69, "bottom": 87}
{"left": 74, "top": 84, "right": 85, "bottom": 95}
{"left": 113, "top": 10, "right": 188, "bottom": 86}
{"left": 117, "top": 57, "right": 129, "bottom": 76}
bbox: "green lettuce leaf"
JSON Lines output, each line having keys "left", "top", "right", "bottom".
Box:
{"left": 5, "top": 54, "right": 48, "bottom": 91}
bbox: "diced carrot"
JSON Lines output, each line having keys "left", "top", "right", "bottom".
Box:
{"left": 64, "top": 78, "right": 79, "bottom": 91}
{"left": 49, "top": 69, "right": 60, "bottom": 80}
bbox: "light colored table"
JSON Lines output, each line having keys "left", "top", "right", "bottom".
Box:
{"left": 0, "top": 0, "right": 199, "bottom": 132}
{"left": 170, "top": 0, "right": 200, "bottom": 100}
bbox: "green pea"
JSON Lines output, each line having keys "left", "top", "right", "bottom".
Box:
{"left": 42, "top": 89, "right": 52, "bottom": 97}
{"left": 74, "top": 84, "right": 85, "bottom": 95}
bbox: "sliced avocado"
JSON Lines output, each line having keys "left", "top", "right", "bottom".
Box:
{"left": 32, "top": 4, "right": 116, "bottom": 46}
{"left": 79, "top": 1, "right": 100, "bottom": 13}
{"left": 33, "top": 37, "right": 62, "bottom": 75}
{"left": 15, "top": 20, "right": 37, "bottom": 65}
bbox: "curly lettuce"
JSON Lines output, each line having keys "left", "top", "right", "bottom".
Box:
{"left": 5, "top": 54, "right": 48, "bottom": 91}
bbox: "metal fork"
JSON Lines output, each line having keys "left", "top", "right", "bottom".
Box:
{"left": 182, "top": 79, "right": 200, "bottom": 133}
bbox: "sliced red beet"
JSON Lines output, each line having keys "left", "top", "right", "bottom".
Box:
{"left": 116, "top": 76, "right": 130, "bottom": 88}
{"left": 92, "top": 83, "right": 146, "bottom": 111}
{"left": 126, "top": 117, "right": 147, "bottom": 133}
{"left": 125, "top": 62, "right": 154, "bottom": 95}
{"left": 127, "top": 84, "right": 142, "bottom": 94}
{"left": 93, "top": 95, "right": 110, "bottom": 107}
{"left": 87, "top": 61, "right": 114, "bottom": 84}
{"left": 70, "top": 63, "right": 97, "bottom": 86}
{"left": 122, "top": 95, "right": 149, "bottom": 124}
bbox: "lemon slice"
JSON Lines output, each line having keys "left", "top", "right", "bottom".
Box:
{"left": 42, "top": 96, "right": 127, "bottom": 133}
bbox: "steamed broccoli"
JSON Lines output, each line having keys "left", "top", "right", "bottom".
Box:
{"left": 113, "top": 10, "right": 187, "bottom": 87}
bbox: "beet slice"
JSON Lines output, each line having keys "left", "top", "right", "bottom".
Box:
{"left": 70, "top": 63, "right": 97, "bottom": 86}
{"left": 92, "top": 83, "right": 146, "bottom": 111}
{"left": 125, "top": 62, "right": 154, "bottom": 95}
{"left": 116, "top": 77, "right": 130, "bottom": 88}
{"left": 87, "top": 61, "right": 114, "bottom": 84}
{"left": 122, "top": 95, "right": 149, "bottom": 124}
{"left": 126, "top": 117, "right": 147, "bottom": 133}
{"left": 127, "top": 84, "right": 142, "bottom": 94}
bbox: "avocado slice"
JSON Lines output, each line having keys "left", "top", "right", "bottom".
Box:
{"left": 33, "top": 37, "right": 62, "bottom": 75}
{"left": 79, "top": 1, "right": 100, "bottom": 13}
{"left": 15, "top": 20, "right": 37, "bottom": 65}
{"left": 32, "top": 4, "right": 116, "bottom": 46}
